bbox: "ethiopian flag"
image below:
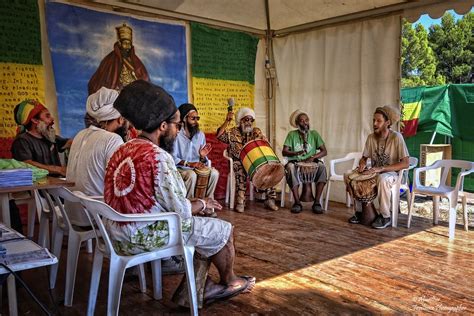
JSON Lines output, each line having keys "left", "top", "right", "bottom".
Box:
{"left": 190, "top": 23, "right": 258, "bottom": 198}
{"left": 401, "top": 101, "right": 422, "bottom": 137}
{"left": 401, "top": 88, "right": 423, "bottom": 138}
{"left": 0, "top": 0, "right": 45, "bottom": 158}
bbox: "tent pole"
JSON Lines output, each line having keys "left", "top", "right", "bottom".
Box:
{"left": 430, "top": 131, "right": 437, "bottom": 144}
{"left": 264, "top": 0, "right": 276, "bottom": 147}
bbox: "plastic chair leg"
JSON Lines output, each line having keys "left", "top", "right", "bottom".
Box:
{"left": 324, "top": 180, "right": 331, "bottom": 211}
{"left": 86, "top": 239, "right": 93, "bottom": 253}
{"left": 26, "top": 197, "right": 36, "bottom": 238}
{"left": 462, "top": 195, "right": 468, "bottom": 232}
{"left": 183, "top": 246, "right": 198, "bottom": 316}
{"left": 87, "top": 248, "right": 104, "bottom": 316}
{"left": 64, "top": 233, "right": 81, "bottom": 306}
{"left": 107, "top": 258, "right": 127, "bottom": 316}
{"left": 433, "top": 196, "right": 440, "bottom": 225}
{"left": 38, "top": 211, "right": 50, "bottom": 248}
{"left": 280, "top": 180, "right": 286, "bottom": 208}
{"left": 150, "top": 260, "right": 162, "bottom": 300}
{"left": 391, "top": 189, "right": 399, "bottom": 228}
{"left": 448, "top": 198, "right": 456, "bottom": 240}
{"left": 407, "top": 193, "right": 416, "bottom": 228}
{"left": 138, "top": 264, "right": 147, "bottom": 293}
{"left": 49, "top": 228, "right": 64, "bottom": 289}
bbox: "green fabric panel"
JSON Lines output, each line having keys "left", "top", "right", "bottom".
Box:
{"left": 449, "top": 84, "right": 474, "bottom": 141}
{"left": 0, "top": 0, "right": 41, "bottom": 64}
{"left": 190, "top": 22, "right": 258, "bottom": 83}
{"left": 452, "top": 138, "right": 474, "bottom": 192}
{"left": 401, "top": 86, "right": 452, "bottom": 137}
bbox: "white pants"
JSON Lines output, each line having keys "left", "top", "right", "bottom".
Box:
{"left": 354, "top": 172, "right": 397, "bottom": 218}
{"left": 179, "top": 168, "right": 219, "bottom": 199}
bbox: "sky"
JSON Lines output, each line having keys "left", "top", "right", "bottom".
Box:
{"left": 46, "top": 2, "right": 188, "bottom": 137}
{"left": 415, "top": 9, "right": 469, "bottom": 29}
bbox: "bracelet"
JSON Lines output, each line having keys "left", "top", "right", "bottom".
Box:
{"left": 197, "top": 198, "right": 206, "bottom": 211}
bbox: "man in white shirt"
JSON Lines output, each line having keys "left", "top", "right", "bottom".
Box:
{"left": 172, "top": 103, "right": 219, "bottom": 199}
{"left": 66, "top": 87, "right": 127, "bottom": 225}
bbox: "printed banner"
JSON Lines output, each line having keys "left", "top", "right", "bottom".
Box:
{"left": 46, "top": 2, "right": 188, "bottom": 138}
{"left": 191, "top": 23, "right": 258, "bottom": 199}
{"left": 0, "top": 0, "right": 44, "bottom": 158}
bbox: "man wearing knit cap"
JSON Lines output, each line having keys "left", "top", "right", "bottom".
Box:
{"left": 282, "top": 110, "right": 328, "bottom": 214}
{"left": 217, "top": 107, "right": 279, "bottom": 212}
{"left": 104, "top": 80, "right": 255, "bottom": 307}
{"left": 172, "top": 103, "right": 219, "bottom": 200}
{"left": 347, "top": 105, "right": 409, "bottom": 229}
{"left": 11, "top": 100, "right": 70, "bottom": 176}
{"left": 65, "top": 87, "right": 127, "bottom": 226}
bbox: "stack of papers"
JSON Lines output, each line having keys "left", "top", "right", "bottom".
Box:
{"left": 0, "top": 169, "right": 33, "bottom": 188}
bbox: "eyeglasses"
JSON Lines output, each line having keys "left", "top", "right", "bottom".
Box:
{"left": 188, "top": 116, "right": 200, "bottom": 121}
{"left": 167, "top": 121, "right": 183, "bottom": 130}
{"left": 242, "top": 117, "right": 255, "bottom": 123}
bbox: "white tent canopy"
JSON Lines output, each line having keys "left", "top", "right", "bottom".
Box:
{"left": 82, "top": 0, "right": 473, "bottom": 34}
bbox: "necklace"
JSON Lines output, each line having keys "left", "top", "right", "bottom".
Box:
{"left": 375, "top": 131, "right": 390, "bottom": 167}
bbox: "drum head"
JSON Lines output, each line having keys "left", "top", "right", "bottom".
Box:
{"left": 251, "top": 162, "right": 285, "bottom": 189}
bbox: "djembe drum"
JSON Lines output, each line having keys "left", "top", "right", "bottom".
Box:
{"left": 344, "top": 170, "right": 378, "bottom": 226}
{"left": 296, "top": 162, "right": 319, "bottom": 202}
{"left": 194, "top": 167, "right": 211, "bottom": 199}
{"left": 194, "top": 167, "right": 217, "bottom": 217}
{"left": 239, "top": 139, "right": 285, "bottom": 189}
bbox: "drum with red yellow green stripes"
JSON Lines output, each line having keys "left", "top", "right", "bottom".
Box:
{"left": 239, "top": 139, "right": 285, "bottom": 189}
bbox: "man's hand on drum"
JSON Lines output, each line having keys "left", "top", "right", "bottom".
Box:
{"left": 188, "top": 161, "right": 207, "bottom": 169}
{"left": 199, "top": 143, "right": 212, "bottom": 158}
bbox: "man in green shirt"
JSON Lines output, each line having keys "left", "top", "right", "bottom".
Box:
{"left": 282, "top": 110, "right": 327, "bottom": 214}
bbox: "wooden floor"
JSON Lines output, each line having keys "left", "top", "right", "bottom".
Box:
{"left": 6, "top": 199, "right": 474, "bottom": 315}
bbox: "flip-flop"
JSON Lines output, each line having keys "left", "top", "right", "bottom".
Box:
{"left": 239, "top": 275, "right": 256, "bottom": 293}
{"left": 204, "top": 277, "right": 251, "bottom": 305}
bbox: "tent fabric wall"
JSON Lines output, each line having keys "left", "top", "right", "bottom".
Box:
{"left": 273, "top": 15, "right": 401, "bottom": 203}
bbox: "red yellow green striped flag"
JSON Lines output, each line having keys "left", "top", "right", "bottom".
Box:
{"left": 190, "top": 23, "right": 258, "bottom": 198}
{"left": 401, "top": 100, "right": 422, "bottom": 137}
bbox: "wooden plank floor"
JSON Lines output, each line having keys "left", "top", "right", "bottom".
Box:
{"left": 6, "top": 199, "right": 474, "bottom": 315}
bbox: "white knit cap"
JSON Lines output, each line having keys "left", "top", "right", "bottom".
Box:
{"left": 86, "top": 87, "right": 121, "bottom": 122}
{"left": 235, "top": 107, "right": 255, "bottom": 124}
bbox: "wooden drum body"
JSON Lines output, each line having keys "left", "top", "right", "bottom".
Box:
{"left": 239, "top": 139, "right": 285, "bottom": 189}
{"left": 344, "top": 171, "right": 378, "bottom": 226}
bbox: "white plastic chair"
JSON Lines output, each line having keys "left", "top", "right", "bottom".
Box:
{"left": 280, "top": 157, "right": 325, "bottom": 208}
{"left": 407, "top": 159, "right": 474, "bottom": 239}
{"left": 390, "top": 157, "right": 418, "bottom": 227}
{"left": 223, "top": 149, "right": 253, "bottom": 210}
{"left": 77, "top": 192, "right": 198, "bottom": 316}
{"left": 324, "top": 152, "right": 363, "bottom": 211}
{"left": 43, "top": 187, "right": 106, "bottom": 306}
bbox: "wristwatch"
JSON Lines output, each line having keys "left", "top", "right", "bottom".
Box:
{"left": 183, "top": 161, "right": 188, "bottom": 167}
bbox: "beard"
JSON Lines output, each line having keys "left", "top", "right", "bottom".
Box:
{"left": 37, "top": 121, "right": 56, "bottom": 143}
{"left": 159, "top": 128, "right": 176, "bottom": 154}
{"left": 187, "top": 123, "right": 200, "bottom": 138}
{"left": 114, "top": 124, "right": 128, "bottom": 142}
{"left": 298, "top": 124, "right": 309, "bottom": 133}
{"left": 241, "top": 124, "right": 253, "bottom": 134}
